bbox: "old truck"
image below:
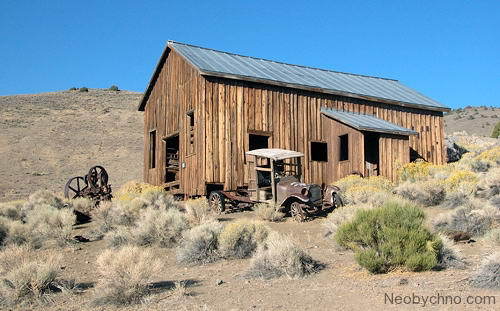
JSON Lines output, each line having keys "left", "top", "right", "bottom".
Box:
{"left": 208, "top": 148, "right": 343, "bottom": 221}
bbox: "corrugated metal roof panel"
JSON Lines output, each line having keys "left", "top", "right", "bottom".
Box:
{"left": 169, "top": 41, "right": 448, "bottom": 111}
{"left": 320, "top": 107, "right": 418, "bottom": 136}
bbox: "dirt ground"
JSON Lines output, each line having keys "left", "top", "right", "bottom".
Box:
{"left": 10, "top": 208, "right": 494, "bottom": 311}
{"left": 0, "top": 89, "right": 143, "bottom": 202}
{"left": 444, "top": 106, "right": 500, "bottom": 137}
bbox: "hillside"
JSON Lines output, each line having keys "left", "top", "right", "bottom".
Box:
{"left": 1, "top": 90, "right": 498, "bottom": 202}
{"left": 444, "top": 106, "right": 500, "bottom": 137}
{"left": 0, "top": 89, "right": 143, "bottom": 202}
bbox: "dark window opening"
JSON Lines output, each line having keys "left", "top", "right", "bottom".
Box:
{"left": 164, "top": 134, "right": 179, "bottom": 182}
{"left": 149, "top": 130, "right": 156, "bottom": 169}
{"left": 249, "top": 134, "right": 269, "bottom": 150}
{"left": 310, "top": 141, "right": 328, "bottom": 162}
{"left": 187, "top": 111, "right": 195, "bottom": 154}
{"left": 339, "top": 134, "right": 349, "bottom": 161}
{"left": 363, "top": 132, "right": 379, "bottom": 177}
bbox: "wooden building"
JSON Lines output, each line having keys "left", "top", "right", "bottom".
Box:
{"left": 138, "top": 41, "right": 450, "bottom": 196}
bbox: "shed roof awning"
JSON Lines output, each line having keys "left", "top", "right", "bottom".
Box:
{"left": 321, "top": 107, "right": 418, "bottom": 136}
{"left": 245, "top": 148, "right": 304, "bottom": 161}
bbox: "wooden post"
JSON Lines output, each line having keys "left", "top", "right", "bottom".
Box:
{"left": 270, "top": 160, "right": 276, "bottom": 204}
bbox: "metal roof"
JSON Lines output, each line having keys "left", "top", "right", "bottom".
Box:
{"left": 321, "top": 107, "right": 418, "bottom": 136}
{"left": 162, "top": 41, "right": 448, "bottom": 112}
{"left": 246, "top": 148, "right": 304, "bottom": 161}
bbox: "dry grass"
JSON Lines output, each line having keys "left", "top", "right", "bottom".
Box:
{"left": 253, "top": 203, "right": 285, "bottom": 222}
{"left": 92, "top": 246, "right": 164, "bottom": 305}
{"left": 432, "top": 205, "right": 495, "bottom": 237}
{"left": 218, "top": 219, "right": 270, "bottom": 259}
{"left": 22, "top": 190, "right": 66, "bottom": 213}
{"left": 469, "top": 252, "right": 500, "bottom": 289}
{"left": 176, "top": 221, "right": 223, "bottom": 265}
{"left": 436, "top": 234, "right": 466, "bottom": 269}
{"left": 476, "top": 167, "right": 500, "bottom": 199}
{"left": 485, "top": 228, "right": 500, "bottom": 246}
{"left": 245, "top": 232, "right": 322, "bottom": 279}
{"left": 0, "top": 245, "right": 62, "bottom": 305}
{"left": 323, "top": 205, "right": 361, "bottom": 239}
{"left": 184, "top": 198, "right": 217, "bottom": 225}
{"left": 131, "top": 208, "right": 189, "bottom": 247}
{"left": 25, "top": 205, "right": 76, "bottom": 247}
{"left": 69, "top": 197, "right": 95, "bottom": 215}
{"left": 0, "top": 200, "right": 24, "bottom": 221}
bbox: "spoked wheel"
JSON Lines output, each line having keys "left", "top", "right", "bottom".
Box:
{"left": 208, "top": 191, "right": 226, "bottom": 214}
{"left": 87, "top": 165, "right": 109, "bottom": 188}
{"left": 64, "top": 176, "right": 88, "bottom": 199}
{"left": 290, "top": 202, "right": 307, "bottom": 222}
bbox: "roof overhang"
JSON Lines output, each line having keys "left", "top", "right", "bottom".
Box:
{"left": 321, "top": 107, "right": 418, "bottom": 136}
{"left": 245, "top": 148, "right": 304, "bottom": 161}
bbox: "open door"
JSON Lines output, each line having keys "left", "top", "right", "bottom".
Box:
{"left": 363, "top": 132, "right": 380, "bottom": 177}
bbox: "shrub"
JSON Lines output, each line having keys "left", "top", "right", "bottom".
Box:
{"left": 245, "top": 232, "right": 322, "bottom": 279}
{"left": 108, "top": 85, "right": 119, "bottom": 91}
{"left": 69, "top": 87, "right": 77, "bottom": 91}
{"left": 104, "top": 226, "right": 133, "bottom": 248}
{"left": 469, "top": 252, "right": 500, "bottom": 289}
{"left": 432, "top": 206, "right": 494, "bottom": 237}
{"left": 115, "top": 181, "right": 164, "bottom": 198}
{"left": 184, "top": 198, "right": 216, "bottom": 225}
{"left": 398, "top": 160, "right": 434, "bottom": 182}
{"left": 343, "top": 185, "right": 391, "bottom": 206}
{"left": 476, "top": 146, "right": 500, "bottom": 165}
{"left": 2, "top": 220, "right": 41, "bottom": 249}
{"left": 79, "top": 87, "right": 89, "bottom": 92}
{"left": 441, "top": 185, "right": 473, "bottom": 209}
{"left": 93, "top": 246, "right": 163, "bottom": 305}
{"left": 25, "top": 205, "right": 76, "bottom": 246}
{"left": 491, "top": 121, "right": 500, "bottom": 138}
{"left": 0, "top": 200, "right": 24, "bottom": 221}
{"left": 444, "top": 170, "right": 478, "bottom": 192}
{"left": 395, "top": 180, "right": 446, "bottom": 207}
{"left": 0, "top": 245, "right": 62, "bottom": 305}
{"left": 336, "top": 200, "right": 441, "bottom": 273}
{"left": 436, "top": 234, "right": 466, "bottom": 269}
{"left": 0, "top": 219, "right": 8, "bottom": 247}
{"left": 138, "top": 188, "right": 178, "bottom": 210}
{"left": 130, "top": 208, "right": 188, "bottom": 247}
{"left": 476, "top": 168, "right": 500, "bottom": 199}
{"left": 323, "top": 205, "right": 363, "bottom": 239}
{"left": 177, "top": 221, "right": 223, "bottom": 265}
{"left": 485, "top": 228, "right": 500, "bottom": 246}
{"left": 69, "top": 197, "right": 95, "bottom": 215}
{"left": 22, "top": 190, "right": 66, "bottom": 213}
{"left": 218, "top": 219, "right": 269, "bottom": 259}
{"left": 470, "top": 159, "right": 492, "bottom": 172}
{"left": 253, "top": 203, "right": 285, "bottom": 222}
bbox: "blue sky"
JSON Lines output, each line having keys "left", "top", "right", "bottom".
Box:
{"left": 0, "top": 1, "right": 498, "bottom": 109}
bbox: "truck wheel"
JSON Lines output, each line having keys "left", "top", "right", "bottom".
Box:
{"left": 333, "top": 193, "right": 344, "bottom": 208}
{"left": 290, "top": 202, "right": 307, "bottom": 222}
{"left": 208, "top": 191, "right": 226, "bottom": 214}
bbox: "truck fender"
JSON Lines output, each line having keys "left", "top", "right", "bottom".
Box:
{"left": 280, "top": 194, "right": 309, "bottom": 208}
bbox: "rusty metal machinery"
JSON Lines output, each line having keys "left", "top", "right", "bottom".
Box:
{"left": 64, "top": 165, "right": 112, "bottom": 204}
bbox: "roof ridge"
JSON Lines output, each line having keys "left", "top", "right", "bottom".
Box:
{"left": 168, "top": 40, "right": 399, "bottom": 82}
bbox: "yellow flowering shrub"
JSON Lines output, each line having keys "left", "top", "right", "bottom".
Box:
{"left": 115, "top": 181, "right": 165, "bottom": 201}
{"left": 475, "top": 146, "right": 500, "bottom": 164}
{"left": 444, "top": 170, "right": 478, "bottom": 191}
{"left": 397, "top": 160, "right": 434, "bottom": 182}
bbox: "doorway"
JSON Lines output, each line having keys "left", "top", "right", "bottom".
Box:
{"left": 364, "top": 132, "right": 380, "bottom": 177}
{"left": 164, "top": 134, "right": 180, "bottom": 183}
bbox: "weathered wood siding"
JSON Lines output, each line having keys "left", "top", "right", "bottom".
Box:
{"left": 203, "top": 77, "right": 445, "bottom": 188}
{"left": 143, "top": 49, "right": 206, "bottom": 195}
{"left": 379, "top": 134, "right": 411, "bottom": 181}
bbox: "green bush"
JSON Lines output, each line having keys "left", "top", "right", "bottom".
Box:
{"left": 108, "top": 85, "right": 119, "bottom": 91}
{"left": 69, "top": 87, "right": 77, "bottom": 91}
{"left": 335, "top": 200, "right": 441, "bottom": 273}
{"left": 491, "top": 121, "right": 500, "bottom": 138}
{"left": 79, "top": 87, "right": 89, "bottom": 92}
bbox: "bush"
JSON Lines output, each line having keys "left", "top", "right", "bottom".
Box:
{"left": 218, "top": 219, "right": 269, "bottom": 259}
{"left": 177, "top": 221, "right": 223, "bottom": 265}
{"left": 93, "top": 246, "right": 163, "bottom": 305}
{"left": 130, "top": 208, "right": 188, "bottom": 247}
{"left": 436, "top": 234, "right": 466, "bottom": 269}
{"left": 323, "top": 205, "right": 362, "bottom": 239}
{"left": 2, "top": 220, "right": 41, "bottom": 249}
{"left": 469, "top": 252, "right": 500, "bottom": 289}
{"left": 336, "top": 200, "right": 441, "bottom": 273}
{"left": 68, "top": 87, "right": 77, "bottom": 91}
{"left": 398, "top": 160, "right": 434, "bottom": 182}
{"left": 0, "top": 245, "right": 62, "bottom": 305}
{"left": 23, "top": 190, "right": 66, "bottom": 213}
{"left": 432, "top": 206, "right": 494, "bottom": 237}
{"left": 79, "top": 87, "right": 89, "bottom": 92}
{"left": 25, "top": 205, "right": 76, "bottom": 247}
{"left": 476, "top": 168, "right": 500, "bottom": 199}
{"left": 70, "top": 197, "right": 95, "bottom": 215}
{"left": 395, "top": 180, "right": 446, "bottom": 207}
{"left": 253, "top": 203, "right": 285, "bottom": 222}
{"left": 485, "top": 228, "right": 500, "bottom": 246}
{"left": 343, "top": 185, "right": 391, "bottom": 206}
{"left": 108, "top": 85, "right": 119, "bottom": 91}
{"left": 444, "top": 170, "right": 478, "bottom": 192}
{"left": 476, "top": 146, "right": 500, "bottom": 165}
{"left": 0, "top": 200, "right": 24, "bottom": 221}
{"left": 245, "top": 232, "right": 322, "bottom": 279}
{"left": 184, "top": 198, "right": 216, "bottom": 225}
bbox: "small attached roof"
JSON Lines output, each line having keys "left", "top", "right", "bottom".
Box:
{"left": 321, "top": 107, "right": 418, "bottom": 136}
{"left": 245, "top": 148, "right": 304, "bottom": 161}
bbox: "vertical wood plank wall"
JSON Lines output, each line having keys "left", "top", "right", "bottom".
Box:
{"left": 203, "top": 77, "right": 445, "bottom": 190}
{"left": 143, "top": 49, "right": 206, "bottom": 195}
{"left": 143, "top": 53, "right": 446, "bottom": 194}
